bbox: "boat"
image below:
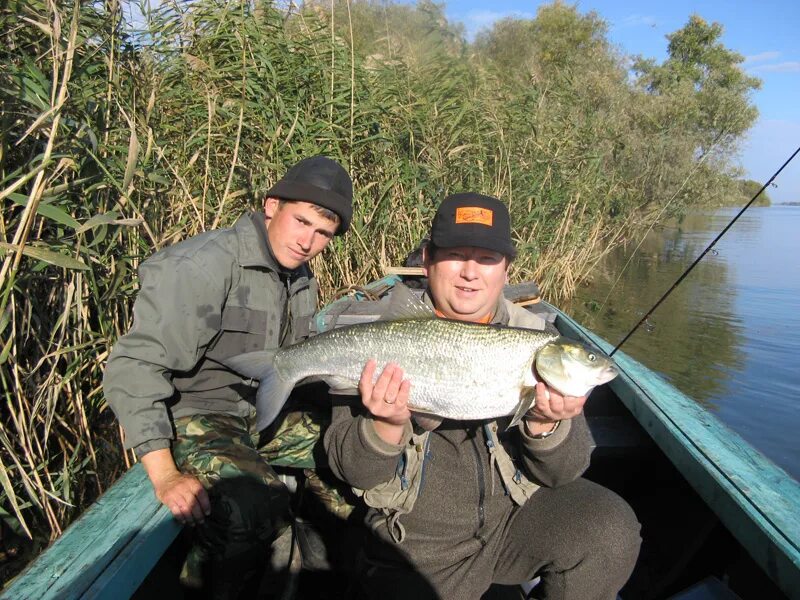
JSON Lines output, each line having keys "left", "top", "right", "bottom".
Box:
{"left": 3, "top": 273, "right": 798, "bottom": 600}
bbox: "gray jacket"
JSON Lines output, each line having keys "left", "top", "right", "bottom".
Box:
{"left": 324, "top": 295, "right": 594, "bottom": 560}
{"left": 103, "top": 212, "right": 318, "bottom": 456}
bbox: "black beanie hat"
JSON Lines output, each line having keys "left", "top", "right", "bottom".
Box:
{"left": 266, "top": 156, "right": 353, "bottom": 234}
{"left": 430, "top": 193, "right": 516, "bottom": 259}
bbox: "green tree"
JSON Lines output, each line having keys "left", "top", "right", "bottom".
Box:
{"left": 634, "top": 15, "right": 761, "bottom": 157}
{"left": 739, "top": 179, "right": 772, "bottom": 206}
{"left": 474, "top": 2, "right": 617, "bottom": 85}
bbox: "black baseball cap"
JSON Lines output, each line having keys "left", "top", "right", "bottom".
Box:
{"left": 430, "top": 193, "right": 516, "bottom": 259}
{"left": 266, "top": 156, "right": 353, "bottom": 234}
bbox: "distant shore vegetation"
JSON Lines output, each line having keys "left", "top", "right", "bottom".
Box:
{"left": 0, "top": 0, "right": 762, "bottom": 576}
{"left": 737, "top": 179, "right": 772, "bottom": 207}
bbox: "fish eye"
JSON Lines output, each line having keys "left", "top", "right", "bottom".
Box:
{"left": 588, "top": 353, "right": 596, "bottom": 362}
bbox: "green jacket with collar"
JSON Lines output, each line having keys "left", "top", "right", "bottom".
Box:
{"left": 103, "top": 212, "right": 318, "bottom": 457}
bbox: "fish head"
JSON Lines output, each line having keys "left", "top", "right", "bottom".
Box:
{"left": 534, "top": 337, "right": 619, "bottom": 398}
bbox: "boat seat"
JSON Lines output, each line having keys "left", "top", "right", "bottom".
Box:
{"left": 0, "top": 464, "right": 180, "bottom": 600}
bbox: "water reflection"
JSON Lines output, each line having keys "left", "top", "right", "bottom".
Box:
{"left": 562, "top": 206, "right": 800, "bottom": 480}
{"left": 565, "top": 215, "right": 745, "bottom": 407}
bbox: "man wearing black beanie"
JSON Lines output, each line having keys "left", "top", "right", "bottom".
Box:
{"left": 104, "top": 155, "right": 352, "bottom": 597}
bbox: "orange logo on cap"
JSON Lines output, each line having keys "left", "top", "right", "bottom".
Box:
{"left": 455, "top": 207, "right": 493, "bottom": 226}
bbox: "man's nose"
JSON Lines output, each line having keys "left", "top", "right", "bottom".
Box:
{"left": 298, "top": 228, "right": 313, "bottom": 249}
{"left": 461, "top": 259, "right": 478, "bottom": 279}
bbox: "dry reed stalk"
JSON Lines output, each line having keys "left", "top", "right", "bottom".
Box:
{"left": 0, "top": 164, "right": 49, "bottom": 205}
{"left": 203, "top": 88, "right": 214, "bottom": 224}
{"left": 0, "top": 0, "right": 80, "bottom": 300}
{"left": 154, "top": 145, "right": 204, "bottom": 228}
{"left": 329, "top": 0, "right": 335, "bottom": 125}
{"left": 211, "top": 43, "right": 247, "bottom": 230}
{"left": 345, "top": 0, "right": 355, "bottom": 167}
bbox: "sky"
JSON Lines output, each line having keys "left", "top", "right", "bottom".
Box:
{"left": 424, "top": 0, "right": 800, "bottom": 204}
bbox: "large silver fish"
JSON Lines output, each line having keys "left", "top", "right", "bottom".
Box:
{"left": 227, "top": 285, "right": 619, "bottom": 430}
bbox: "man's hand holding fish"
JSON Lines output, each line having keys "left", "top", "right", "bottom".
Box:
{"left": 359, "top": 360, "right": 412, "bottom": 444}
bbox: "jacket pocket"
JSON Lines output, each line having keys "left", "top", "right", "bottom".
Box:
{"left": 287, "top": 279, "right": 318, "bottom": 344}
{"left": 207, "top": 306, "right": 269, "bottom": 359}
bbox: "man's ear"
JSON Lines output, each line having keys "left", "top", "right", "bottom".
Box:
{"left": 264, "top": 197, "right": 281, "bottom": 220}
{"left": 421, "top": 243, "right": 431, "bottom": 277}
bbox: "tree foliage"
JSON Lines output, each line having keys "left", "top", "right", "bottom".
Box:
{"left": 738, "top": 179, "right": 772, "bottom": 207}
{"left": 634, "top": 15, "right": 760, "bottom": 157}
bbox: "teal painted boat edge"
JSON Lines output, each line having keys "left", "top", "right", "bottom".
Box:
{"left": 82, "top": 500, "right": 180, "bottom": 600}
{"left": 552, "top": 305, "right": 800, "bottom": 598}
{"left": 0, "top": 464, "right": 181, "bottom": 600}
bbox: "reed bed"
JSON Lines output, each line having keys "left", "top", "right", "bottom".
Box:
{"left": 0, "top": 0, "right": 758, "bottom": 575}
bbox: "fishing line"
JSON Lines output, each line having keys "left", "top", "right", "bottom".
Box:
{"left": 611, "top": 144, "right": 800, "bottom": 356}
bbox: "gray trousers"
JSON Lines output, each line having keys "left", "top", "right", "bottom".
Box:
{"left": 359, "top": 477, "right": 641, "bottom": 600}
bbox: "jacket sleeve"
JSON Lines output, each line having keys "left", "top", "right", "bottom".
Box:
{"left": 323, "top": 401, "right": 412, "bottom": 491}
{"left": 516, "top": 412, "right": 594, "bottom": 487}
{"left": 102, "top": 251, "right": 229, "bottom": 456}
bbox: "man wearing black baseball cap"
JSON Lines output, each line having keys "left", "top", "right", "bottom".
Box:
{"left": 325, "top": 192, "right": 641, "bottom": 599}
{"left": 104, "top": 155, "right": 353, "bottom": 595}
{"left": 429, "top": 191, "right": 517, "bottom": 256}
{"left": 424, "top": 192, "right": 518, "bottom": 322}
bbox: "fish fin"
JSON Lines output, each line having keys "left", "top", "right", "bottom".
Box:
{"left": 223, "top": 350, "right": 278, "bottom": 380}
{"left": 323, "top": 375, "right": 360, "bottom": 396}
{"left": 509, "top": 386, "right": 537, "bottom": 428}
{"left": 407, "top": 403, "right": 436, "bottom": 415}
{"left": 254, "top": 364, "right": 295, "bottom": 431}
{"left": 380, "top": 283, "right": 435, "bottom": 321}
{"left": 412, "top": 413, "right": 443, "bottom": 431}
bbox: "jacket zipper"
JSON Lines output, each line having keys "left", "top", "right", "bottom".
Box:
{"left": 279, "top": 275, "right": 291, "bottom": 345}
{"left": 470, "top": 433, "right": 486, "bottom": 540}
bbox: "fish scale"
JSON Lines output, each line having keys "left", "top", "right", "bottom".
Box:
{"left": 274, "top": 318, "right": 560, "bottom": 420}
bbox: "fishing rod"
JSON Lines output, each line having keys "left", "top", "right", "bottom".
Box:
{"left": 611, "top": 144, "right": 800, "bottom": 357}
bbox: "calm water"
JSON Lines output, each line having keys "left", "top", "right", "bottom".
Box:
{"left": 565, "top": 205, "right": 800, "bottom": 481}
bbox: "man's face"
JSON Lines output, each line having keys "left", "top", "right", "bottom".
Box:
{"left": 424, "top": 245, "right": 509, "bottom": 322}
{"left": 264, "top": 198, "right": 338, "bottom": 269}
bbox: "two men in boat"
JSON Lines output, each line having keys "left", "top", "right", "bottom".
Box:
{"left": 105, "top": 161, "right": 641, "bottom": 598}
{"left": 324, "top": 193, "right": 642, "bottom": 599}
{"left": 103, "top": 155, "right": 353, "bottom": 596}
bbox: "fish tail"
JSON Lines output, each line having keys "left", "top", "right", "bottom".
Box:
{"left": 224, "top": 350, "right": 278, "bottom": 380}
{"left": 222, "top": 350, "right": 293, "bottom": 430}
{"left": 255, "top": 365, "right": 295, "bottom": 431}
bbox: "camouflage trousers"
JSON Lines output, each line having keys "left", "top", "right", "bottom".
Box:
{"left": 264, "top": 406, "right": 364, "bottom": 575}
{"left": 261, "top": 402, "right": 358, "bottom": 521}
{"left": 172, "top": 406, "right": 357, "bottom": 595}
{"left": 173, "top": 412, "right": 291, "bottom": 597}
